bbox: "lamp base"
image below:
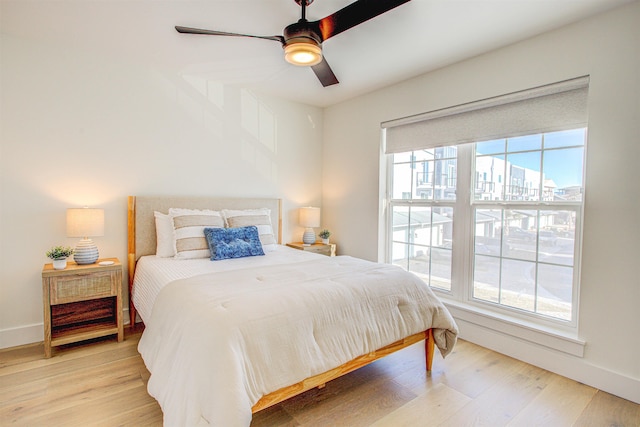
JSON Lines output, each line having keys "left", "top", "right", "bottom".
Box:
{"left": 74, "top": 238, "right": 99, "bottom": 264}
{"left": 302, "top": 228, "right": 316, "bottom": 245}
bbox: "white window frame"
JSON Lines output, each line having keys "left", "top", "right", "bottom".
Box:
{"left": 380, "top": 78, "right": 589, "bottom": 356}
{"left": 384, "top": 140, "right": 586, "bottom": 356}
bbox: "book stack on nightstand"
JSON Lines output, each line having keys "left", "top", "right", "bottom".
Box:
{"left": 286, "top": 242, "right": 336, "bottom": 257}
{"left": 41, "top": 258, "right": 123, "bottom": 358}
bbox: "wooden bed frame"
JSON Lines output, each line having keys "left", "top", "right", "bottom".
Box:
{"left": 126, "top": 195, "right": 435, "bottom": 414}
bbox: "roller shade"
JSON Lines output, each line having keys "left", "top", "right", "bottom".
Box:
{"left": 382, "top": 76, "right": 589, "bottom": 154}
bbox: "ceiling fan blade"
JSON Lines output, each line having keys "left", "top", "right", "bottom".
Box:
{"left": 315, "top": 0, "right": 411, "bottom": 41}
{"left": 311, "top": 57, "right": 339, "bottom": 87}
{"left": 175, "top": 26, "right": 284, "bottom": 44}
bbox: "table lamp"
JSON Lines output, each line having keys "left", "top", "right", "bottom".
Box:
{"left": 299, "top": 207, "right": 320, "bottom": 245}
{"left": 67, "top": 207, "right": 104, "bottom": 264}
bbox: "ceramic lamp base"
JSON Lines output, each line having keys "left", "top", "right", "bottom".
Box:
{"left": 74, "top": 238, "right": 99, "bottom": 264}
{"left": 302, "top": 228, "right": 316, "bottom": 245}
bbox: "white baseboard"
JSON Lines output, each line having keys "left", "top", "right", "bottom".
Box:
{"left": 0, "top": 323, "right": 44, "bottom": 349}
{"left": 456, "top": 317, "right": 640, "bottom": 404}
{"left": 0, "top": 308, "right": 132, "bottom": 350}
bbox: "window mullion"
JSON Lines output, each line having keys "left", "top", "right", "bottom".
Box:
{"left": 451, "top": 144, "right": 473, "bottom": 301}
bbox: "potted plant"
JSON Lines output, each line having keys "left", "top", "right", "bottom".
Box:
{"left": 318, "top": 229, "right": 331, "bottom": 244}
{"left": 46, "top": 246, "right": 75, "bottom": 270}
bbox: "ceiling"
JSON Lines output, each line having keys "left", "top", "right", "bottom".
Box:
{"left": 1, "top": 0, "right": 634, "bottom": 107}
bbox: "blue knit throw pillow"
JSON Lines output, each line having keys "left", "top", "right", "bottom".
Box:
{"left": 204, "top": 226, "right": 265, "bottom": 261}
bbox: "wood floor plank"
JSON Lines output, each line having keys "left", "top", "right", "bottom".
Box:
{"left": 573, "top": 390, "right": 640, "bottom": 427}
{"left": 438, "top": 346, "right": 524, "bottom": 399}
{"left": 506, "top": 374, "right": 597, "bottom": 426}
{"left": 1, "top": 330, "right": 637, "bottom": 426}
{"left": 250, "top": 403, "right": 299, "bottom": 427}
{"left": 0, "top": 357, "right": 147, "bottom": 422}
{"left": 438, "top": 359, "right": 553, "bottom": 426}
{"left": 0, "top": 337, "right": 140, "bottom": 384}
{"left": 291, "top": 378, "right": 416, "bottom": 426}
{"left": 17, "top": 384, "right": 158, "bottom": 426}
{"left": 370, "top": 383, "right": 472, "bottom": 427}
{"left": 278, "top": 363, "right": 417, "bottom": 426}
{"left": 0, "top": 342, "right": 46, "bottom": 369}
{"left": 96, "top": 402, "right": 164, "bottom": 427}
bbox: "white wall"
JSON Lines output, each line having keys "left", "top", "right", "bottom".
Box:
{"left": 0, "top": 34, "right": 324, "bottom": 348}
{"left": 323, "top": 2, "right": 640, "bottom": 403}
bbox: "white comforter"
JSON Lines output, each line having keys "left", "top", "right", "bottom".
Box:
{"left": 138, "top": 255, "right": 458, "bottom": 427}
{"left": 132, "top": 246, "right": 321, "bottom": 324}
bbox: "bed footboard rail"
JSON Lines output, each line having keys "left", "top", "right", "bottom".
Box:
{"left": 252, "top": 329, "right": 434, "bottom": 413}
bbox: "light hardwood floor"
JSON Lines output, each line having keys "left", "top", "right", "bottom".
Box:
{"left": 1, "top": 327, "right": 638, "bottom": 426}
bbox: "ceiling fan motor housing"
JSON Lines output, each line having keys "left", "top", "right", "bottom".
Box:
{"left": 283, "top": 20, "right": 322, "bottom": 47}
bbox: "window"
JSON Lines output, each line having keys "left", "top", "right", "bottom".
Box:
{"left": 383, "top": 77, "right": 588, "bottom": 326}
{"left": 472, "top": 129, "right": 585, "bottom": 321}
{"left": 390, "top": 147, "right": 456, "bottom": 291}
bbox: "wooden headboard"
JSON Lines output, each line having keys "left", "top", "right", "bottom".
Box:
{"left": 127, "top": 195, "right": 282, "bottom": 325}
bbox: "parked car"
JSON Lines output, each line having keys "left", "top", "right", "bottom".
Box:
{"left": 505, "top": 227, "right": 535, "bottom": 243}
{"left": 538, "top": 230, "right": 558, "bottom": 246}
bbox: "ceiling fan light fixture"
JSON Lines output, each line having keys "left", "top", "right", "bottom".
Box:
{"left": 284, "top": 40, "right": 322, "bottom": 66}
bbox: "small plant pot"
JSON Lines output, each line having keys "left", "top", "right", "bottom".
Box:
{"left": 322, "top": 238, "right": 329, "bottom": 244}
{"left": 52, "top": 258, "right": 67, "bottom": 270}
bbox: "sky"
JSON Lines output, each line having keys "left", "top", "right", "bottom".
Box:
{"left": 476, "top": 129, "right": 585, "bottom": 189}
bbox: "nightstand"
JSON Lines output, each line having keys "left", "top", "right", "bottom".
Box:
{"left": 41, "top": 258, "right": 123, "bottom": 358}
{"left": 286, "top": 242, "right": 336, "bottom": 257}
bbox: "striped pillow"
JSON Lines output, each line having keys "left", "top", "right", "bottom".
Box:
{"left": 169, "top": 208, "right": 225, "bottom": 259}
{"left": 221, "top": 208, "right": 277, "bottom": 252}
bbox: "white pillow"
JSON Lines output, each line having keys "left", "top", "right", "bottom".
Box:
{"left": 154, "top": 211, "right": 176, "bottom": 258}
{"left": 169, "top": 208, "right": 225, "bottom": 259}
{"left": 221, "top": 208, "right": 277, "bottom": 252}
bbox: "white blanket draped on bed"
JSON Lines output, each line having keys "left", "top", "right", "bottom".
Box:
{"left": 138, "top": 255, "right": 458, "bottom": 427}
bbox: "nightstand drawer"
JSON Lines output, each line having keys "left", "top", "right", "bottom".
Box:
{"left": 303, "top": 245, "right": 330, "bottom": 255}
{"left": 50, "top": 271, "right": 116, "bottom": 304}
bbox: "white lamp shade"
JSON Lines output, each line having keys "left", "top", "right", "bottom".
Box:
{"left": 66, "top": 208, "right": 104, "bottom": 238}
{"left": 67, "top": 208, "right": 104, "bottom": 264}
{"left": 299, "top": 207, "right": 320, "bottom": 245}
{"left": 299, "top": 207, "right": 320, "bottom": 228}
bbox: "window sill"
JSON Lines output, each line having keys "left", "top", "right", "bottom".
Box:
{"left": 439, "top": 297, "right": 586, "bottom": 357}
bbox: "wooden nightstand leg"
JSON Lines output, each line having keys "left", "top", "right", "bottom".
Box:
{"left": 42, "top": 277, "right": 52, "bottom": 358}
{"left": 44, "top": 337, "right": 52, "bottom": 358}
{"left": 117, "top": 305, "right": 124, "bottom": 342}
{"left": 116, "top": 270, "right": 124, "bottom": 342}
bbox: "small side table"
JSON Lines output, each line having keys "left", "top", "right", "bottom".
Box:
{"left": 42, "top": 258, "right": 123, "bottom": 358}
{"left": 286, "top": 242, "right": 336, "bottom": 257}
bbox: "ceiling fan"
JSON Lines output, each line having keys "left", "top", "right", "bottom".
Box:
{"left": 175, "top": 0, "right": 411, "bottom": 87}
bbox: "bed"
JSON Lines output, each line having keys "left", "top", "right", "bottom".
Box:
{"left": 127, "top": 196, "right": 458, "bottom": 426}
